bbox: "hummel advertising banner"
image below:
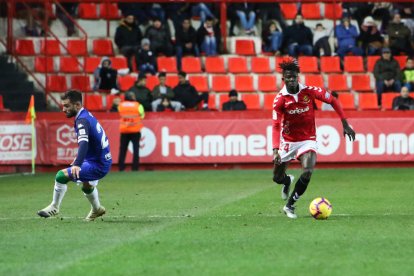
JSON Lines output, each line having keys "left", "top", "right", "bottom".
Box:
{"left": 0, "top": 117, "right": 413, "bottom": 164}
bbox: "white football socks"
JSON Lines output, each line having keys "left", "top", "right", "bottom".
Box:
{"left": 52, "top": 182, "right": 67, "bottom": 209}
{"left": 84, "top": 188, "right": 101, "bottom": 211}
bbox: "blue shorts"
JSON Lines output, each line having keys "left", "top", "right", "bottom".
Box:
{"left": 67, "top": 160, "right": 111, "bottom": 186}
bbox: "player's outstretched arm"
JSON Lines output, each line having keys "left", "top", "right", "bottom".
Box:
{"left": 341, "top": 119, "right": 355, "bottom": 141}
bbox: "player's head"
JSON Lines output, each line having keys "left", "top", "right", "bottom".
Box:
{"left": 280, "top": 59, "right": 300, "bottom": 94}
{"left": 125, "top": 91, "right": 136, "bottom": 101}
{"left": 178, "top": 71, "right": 187, "bottom": 84}
{"left": 61, "top": 90, "right": 83, "bottom": 118}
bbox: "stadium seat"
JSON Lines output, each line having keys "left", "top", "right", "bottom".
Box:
{"left": 241, "top": 94, "right": 261, "bottom": 110}
{"left": 84, "top": 57, "right": 101, "bottom": 73}
{"left": 304, "top": 74, "right": 324, "bottom": 87}
{"left": 182, "top": 57, "right": 202, "bottom": 73}
{"left": 351, "top": 74, "right": 372, "bottom": 92}
{"left": 106, "top": 94, "right": 124, "bottom": 110}
{"left": 188, "top": 75, "right": 209, "bottom": 92}
{"left": 119, "top": 75, "right": 136, "bottom": 91}
{"left": 67, "top": 39, "right": 87, "bottom": 56}
{"left": 258, "top": 75, "right": 278, "bottom": 92}
{"left": 208, "top": 94, "right": 218, "bottom": 110}
{"left": 205, "top": 57, "right": 226, "bottom": 73}
{"left": 344, "top": 56, "right": 364, "bottom": 73}
{"left": 146, "top": 75, "right": 159, "bottom": 90}
{"left": 34, "top": 57, "right": 55, "bottom": 73}
{"left": 78, "top": 3, "right": 98, "bottom": 19}
{"left": 280, "top": 3, "right": 298, "bottom": 19}
{"left": 251, "top": 57, "right": 271, "bottom": 73}
{"left": 320, "top": 56, "right": 341, "bottom": 73}
{"left": 382, "top": 93, "right": 398, "bottom": 110}
{"left": 85, "top": 94, "right": 103, "bottom": 111}
{"left": 212, "top": 75, "right": 232, "bottom": 92}
{"left": 0, "top": 95, "right": 4, "bottom": 110}
{"left": 301, "top": 3, "right": 322, "bottom": 19}
{"left": 70, "top": 75, "right": 92, "bottom": 92}
{"left": 46, "top": 75, "right": 67, "bottom": 92}
{"left": 59, "top": 57, "right": 82, "bottom": 73}
{"left": 263, "top": 93, "right": 276, "bottom": 110}
{"left": 367, "top": 56, "right": 380, "bottom": 72}
{"left": 99, "top": 3, "right": 121, "bottom": 19}
{"left": 110, "top": 57, "right": 128, "bottom": 70}
{"left": 235, "top": 40, "right": 256, "bottom": 55}
{"left": 298, "top": 56, "right": 319, "bottom": 73}
{"left": 40, "top": 40, "right": 61, "bottom": 55}
{"left": 337, "top": 93, "right": 356, "bottom": 110}
{"left": 92, "top": 39, "right": 114, "bottom": 56}
{"left": 228, "top": 57, "right": 249, "bottom": 74}
{"left": 166, "top": 74, "right": 179, "bottom": 88}
{"left": 324, "top": 3, "right": 343, "bottom": 19}
{"left": 235, "top": 75, "right": 254, "bottom": 92}
{"left": 15, "top": 40, "right": 35, "bottom": 55}
{"left": 157, "top": 57, "right": 177, "bottom": 73}
{"left": 218, "top": 93, "right": 228, "bottom": 110}
{"left": 327, "top": 74, "right": 349, "bottom": 92}
{"left": 394, "top": 56, "right": 408, "bottom": 69}
{"left": 358, "top": 93, "right": 378, "bottom": 110}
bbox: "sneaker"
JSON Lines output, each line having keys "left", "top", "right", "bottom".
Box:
{"left": 281, "top": 175, "right": 295, "bottom": 200}
{"left": 283, "top": 205, "right": 297, "bottom": 219}
{"left": 85, "top": 206, "right": 106, "bottom": 221}
{"left": 37, "top": 204, "right": 59, "bottom": 218}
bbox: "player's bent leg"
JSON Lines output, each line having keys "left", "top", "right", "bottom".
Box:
{"left": 273, "top": 162, "right": 293, "bottom": 200}
{"left": 82, "top": 182, "right": 105, "bottom": 221}
{"left": 37, "top": 170, "right": 70, "bottom": 218}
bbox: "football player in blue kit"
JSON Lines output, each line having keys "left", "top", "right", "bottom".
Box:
{"left": 38, "top": 90, "right": 112, "bottom": 221}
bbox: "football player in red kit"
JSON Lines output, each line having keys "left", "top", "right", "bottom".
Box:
{"left": 272, "top": 59, "right": 355, "bottom": 219}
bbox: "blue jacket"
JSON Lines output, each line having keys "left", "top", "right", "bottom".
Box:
{"left": 335, "top": 24, "right": 359, "bottom": 48}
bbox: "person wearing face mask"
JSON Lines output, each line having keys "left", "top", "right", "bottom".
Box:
{"left": 282, "top": 14, "right": 313, "bottom": 57}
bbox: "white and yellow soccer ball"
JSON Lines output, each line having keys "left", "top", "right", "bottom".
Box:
{"left": 309, "top": 197, "right": 332, "bottom": 219}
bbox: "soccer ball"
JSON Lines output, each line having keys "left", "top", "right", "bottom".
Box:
{"left": 309, "top": 197, "right": 332, "bottom": 219}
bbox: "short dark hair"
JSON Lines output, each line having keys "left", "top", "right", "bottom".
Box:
{"left": 279, "top": 59, "right": 300, "bottom": 73}
{"left": 158, "top": 72, "right": 166, "bottom": 78}
{"left": 178, "top": 71, "right": 187, "bottom": 78}
{"left": 61, "top": 90, "right": 82, "bottom": 104}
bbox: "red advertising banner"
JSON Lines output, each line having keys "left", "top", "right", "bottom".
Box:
{"left": 1, "top": 117, "right": 413, "bottom": 165}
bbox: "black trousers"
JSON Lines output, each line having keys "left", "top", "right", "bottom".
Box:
{"left": 118, "top": 132, "right": 141, "bottom": 171}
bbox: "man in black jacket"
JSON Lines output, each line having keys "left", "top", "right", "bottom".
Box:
{"left": 127, "top": 73, "right": 153, "bottom": 112}
{"left": 283, "top": 14, "right": 313, "bottom": 57}
{"left": 222, "top": 90, "right": 247, "bottom": 111}
{"left": 173, "top": 71, "right": 209, "bottom": 110}
{"left": 392, "top": 86, "right": 414, "bottom": 110}
{"left": 176, "top": 18, "right": 199, "bottom": 70}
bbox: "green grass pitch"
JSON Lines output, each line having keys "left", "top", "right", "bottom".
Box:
{"left": 1, "top": 168, "right": 414, "bottom": 275}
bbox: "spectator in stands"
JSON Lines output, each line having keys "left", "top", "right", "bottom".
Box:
{"left": 127, "top": 73, "right": 153, "bottom": 112}
{"left": 175, "top": 18, "right": 199, "bottom": 71}
{"left": 135, "top": 38, "right": 156, "bottom": 75}
{"left": 262, "top": 20, "right": 283, "bottom": 56}
{"left": 393, "top": 3, "right": 414, "bottom": 34}
{"left": 151, "top": 72, "right": 182, "bottom": 111}
{"left": 358, "top": 16, "right": 384, "bottom": 56}
{"left": 257, "top": 3, "right": 287, "bottom": 31}
{"left": 312, "top": 23, "right": 332, "bottom": 57}
{"left": 321, "top": 91, "right": 339, "bottom": 111}
{"left": 164, "top": 3, "right": 191, "bottom": 31}
{"left": 93, "top": 57, "right": 119, "bottom": 93}
{"left": 386, "top": 12, "right": 413, "bottom": 57}
{"left": 342, "top": 3, "right": 373, "bottom": 27}
{"left": 402, "top": 58, "right": 414, "bottom": 91}
{"left": 233, "top": 2, "right": 257, "bottom": 35}
{"left": 145, "top": 17, "right": 173, "bottom": 57}
{"left": 222, "top": 90, "right": 247, "bottom": 111}
{"left": 335, "top": 16, "right": 363, "bottom": 58}
{"left": 197, "top": 17, "right": 219, "bottom": 56}
{"left": 283, "top": 14, "right": 313, "bottom": 57}
{"left": 114, "top": 14, "right": 142, "bottom": 72}
{"left": 56, "top": 3, "right": 78, "bottom": 37}
{"left": 371, "top": 2, "right": 392, "bottom": 33}
{"left": 192, "top": 3, "right": 216, "bottom": 23}
{"left": 148, "top": 4, "right": 166, "bottom": 23}
{"left": 110, "top": 96, "right": 121, "bottom": 112}
{"left": 156, "top": 96, "right": 175, "bottom": 112}
{"left": 374, "top": 48, "right": 403, "bottom": 108}
{"left": 392, "top": 86, "right": 414, "bottom": 110}
{"left": 118, "top": 3, "right": 151, "bottom": 26}
{"left": 173, "top": 71, "right": 209, "bottom": 110}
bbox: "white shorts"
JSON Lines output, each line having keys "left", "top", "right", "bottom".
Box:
{"left": 278, "top": 140, "right": 318, "bottom": 163}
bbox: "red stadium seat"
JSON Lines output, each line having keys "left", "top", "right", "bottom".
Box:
{"left": 382, "top": 93, "right": 398, "bottom": 110}
{"left": 182, "top": 57, "right": 202, "bottom": 73}
{"left": 251, "top": 57, "right": 271, "bottom": 73}
{"left": 235, "top": 75, "right": 254, "bottom": 92}
{"left": 118, "top": 75, "right": 136, "bottom": 91}
{"left": 146, "top": 75, "right": 159, "bottom": 90}
{"left": 321, "top": 56, "right": 341, "bottom": 73}
{"left": 78, "top": 3, "right": 98, "bottom": 19}
{"left": 358, "top": 93, "right": 378, "bottom": 110}
{"left": 218, "top": 93, "right": 228, "bottom": 110}
{"left": 92, "top": 39, "right": 114, "bottom": 56}
{"left": 241, "top": 94, "right": 261, "bottom": 110}
{"left": 15, "top": 40, "right": 35, "bottom": 55}
{"left": 212, "top": 75, "right": 232, "bottom": 92}
{"left": 258, "top": 75, "right": 278, "bottom": 92}
{"left": 70, "top": 75, "right": 91, "bottom": 92}
{"left": 304, "top": 74, "right": 324, "bottom": 88}
{"left": 344, "top": 56, "right": 364, "bottom": 73}
{"left": 110, "top": 57, "right": 128, "bottom": 70}
{"left": 205, "top": 57, "right": 226, "bottom": 73}
{"left": 188, "top": 75, "right": 209, "bottom": 92}
{"left": 367, "top": 56, "right": 380, "bottom": 72}
{"left": 235, "top": 40, "right": 256, "bottom": 55}
{"left": 263, "top": 93, "right": 276, "bottom": 110}
{"left": 85, "top": 94, "right": 103, "bottom": 111}
{"left": 298, "top": 56, "right": 319, "bottom": 73}
{"left": 280, "top": 3, "right": 298, "bottom": 19}
{"left": 166, "top": 75, "right": 179, "bottom": 88}
{"left": 301, "top": 3, "right": 322, "bottom": 19}
{"left": 59, "top": 57, "right": 82, "bottom": 73}
{"left": 157, "top": 57, "right": 177, "bottom": 73}
{"left": 46, "top": 75, "right": 67, "bottom": 92}
{"left": 324, "top": 3, "right": 343, "bottom": 19}
{"left": 84, "top": 57, "right": 101, "bottom": 73}
{"left": 394, "top": 56, "right": 408, "bottom": 69}
{"left": 337, "top": 93, "right": 356, "bottom": 110}
{"left": 99, "top": 3, "right": 121, "bottom": 19}
{"left": 35, "top": 57, "right": 55, "bottom": 73}
{"left": 40, "top": 40, "right": 61, "bottom": 55}
{"left": 0, "top": 95, "right": 5, "bottom": 110}
{"left": 67, "top": 39, "right": 87, "bottom": 56}
{"left": 327, "top": 74, "right": 349, "bottom": 92}
{"left": 228, "top": 57, "right": 249, "bottom": 74}
{"left": 351, "top": 74, "right": 372, "bottom": 92}
{"left": 208, "top": 94, "right": 218, "bottom": 110}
